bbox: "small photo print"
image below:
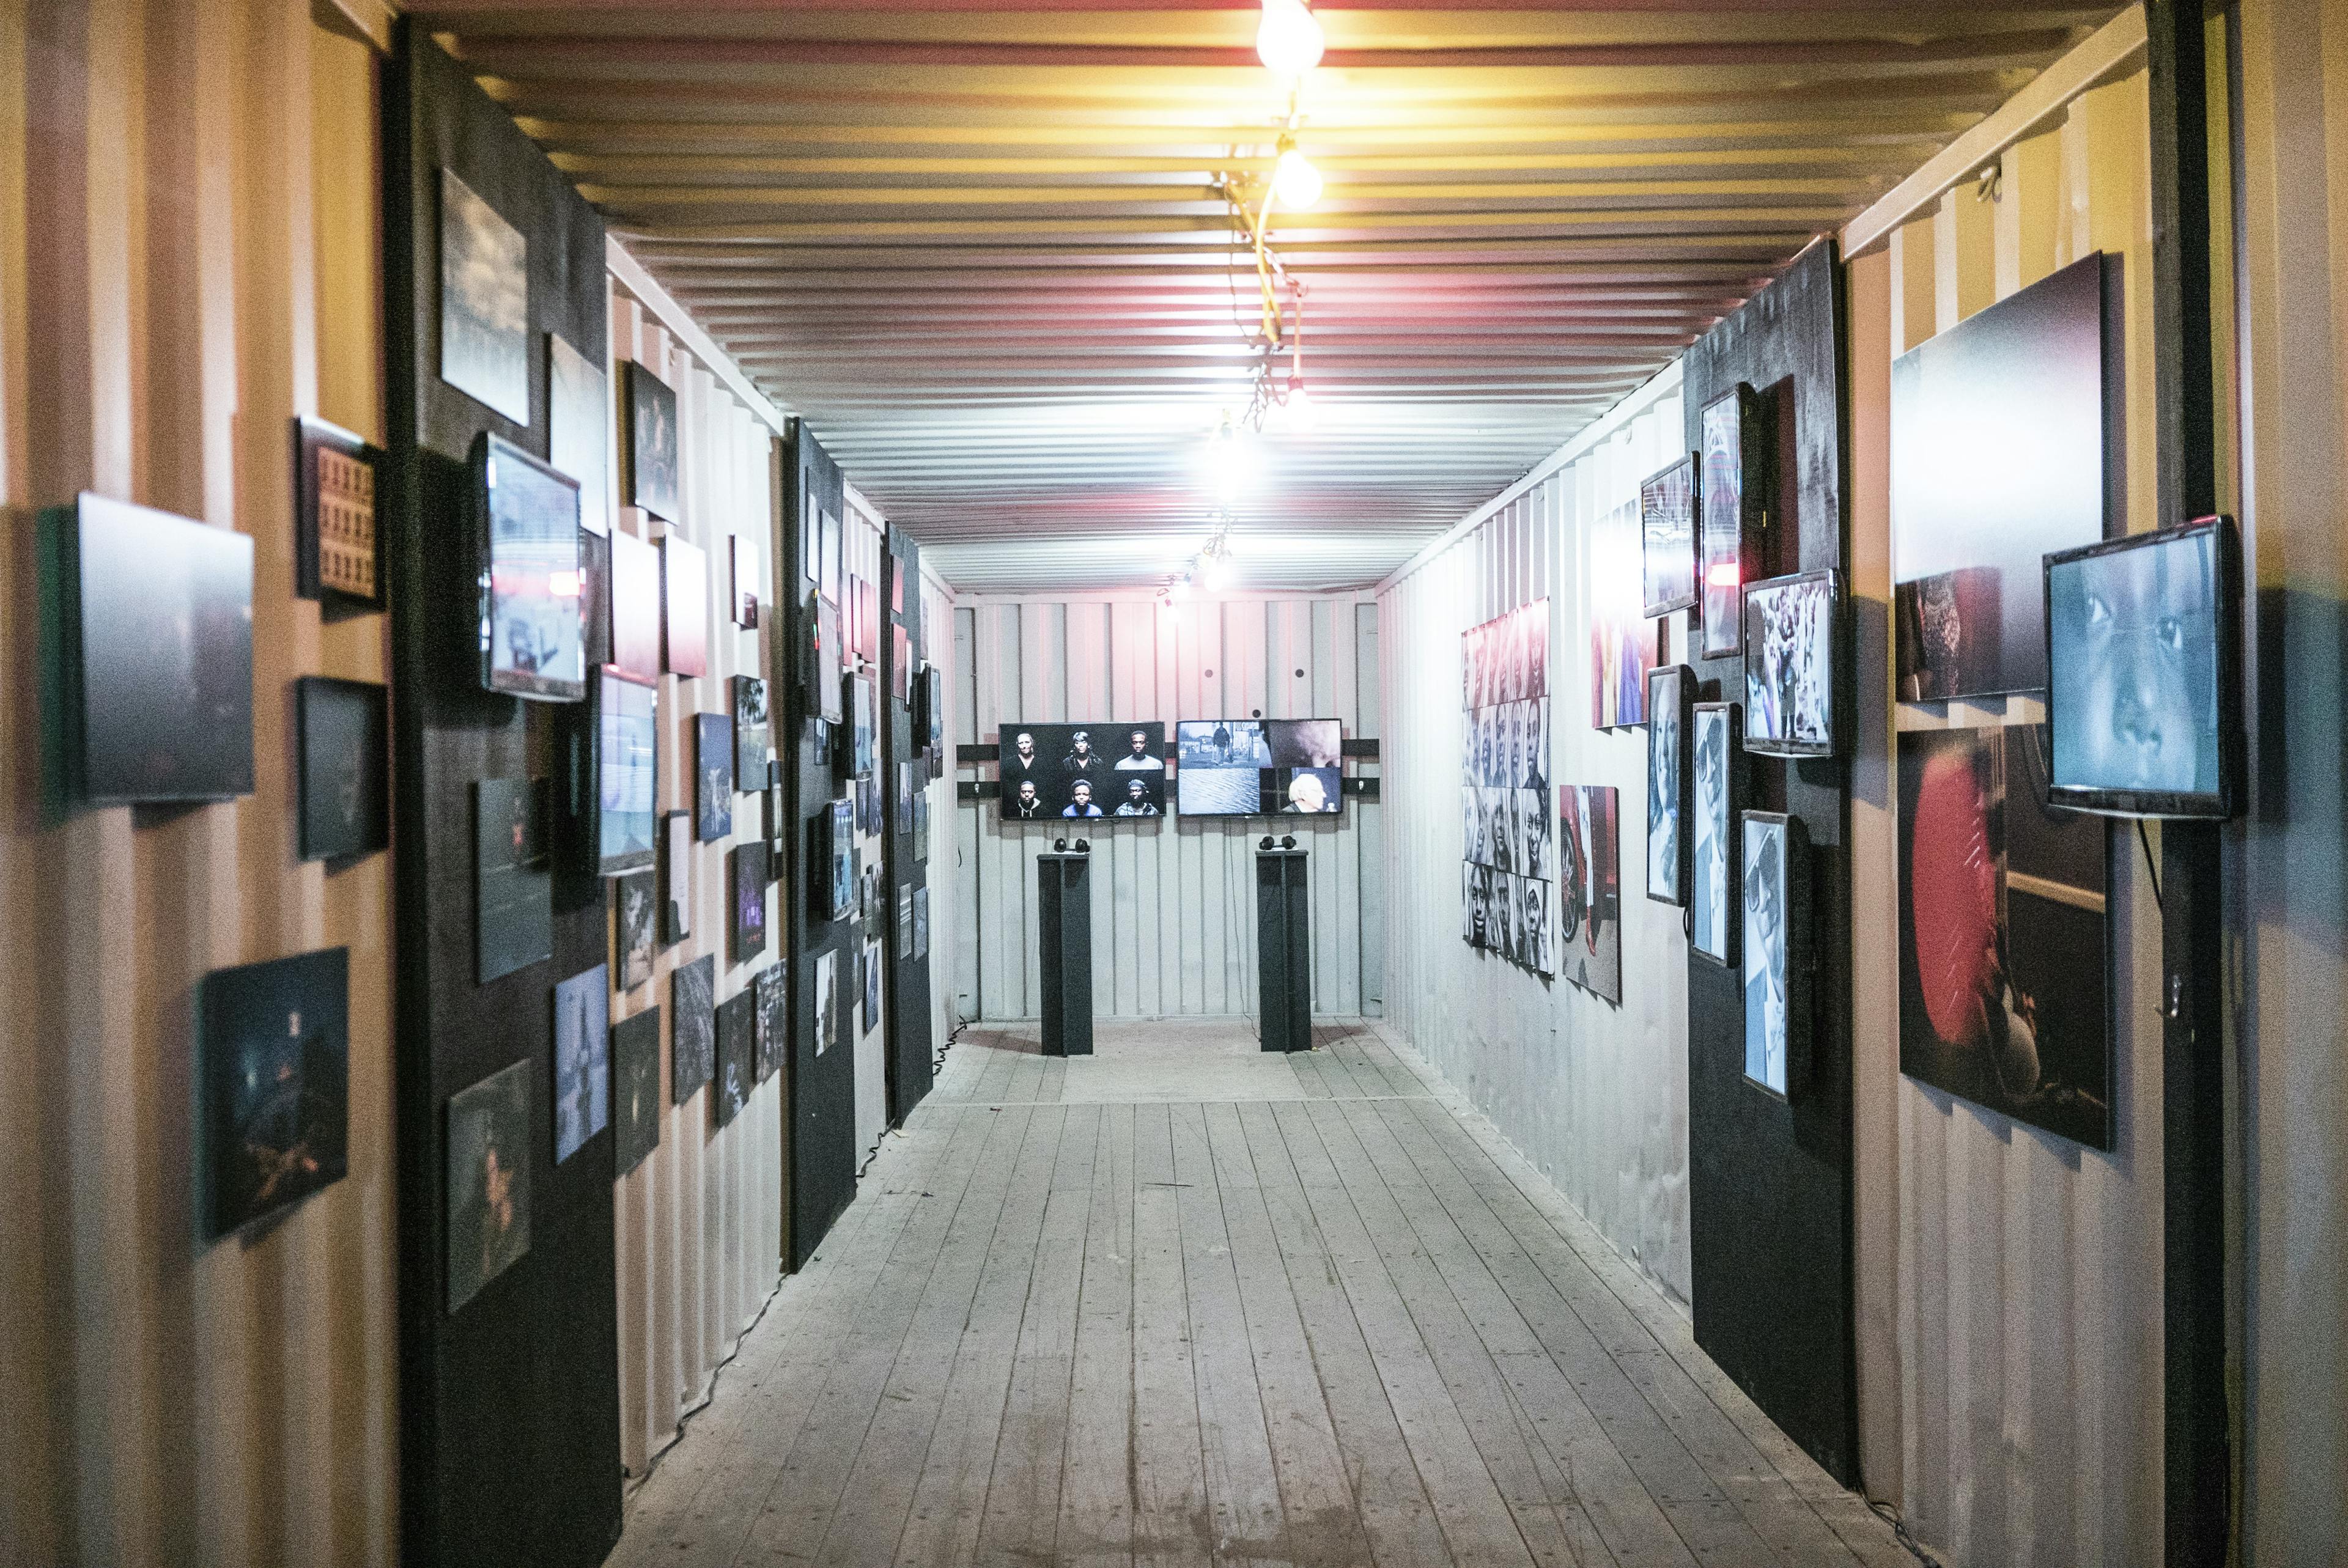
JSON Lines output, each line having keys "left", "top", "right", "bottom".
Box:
{"left": 446, "top": 1058, "right": 531, "bottom": 1312}
{"left": 671, "top": 954, "right": 716, "bottom": 1103}
{"left": 438, "top": 168, "right": 529, "bottom": 424}
{"left": 611, "top": 1006, "right": 662, "bottom": 1177}
{"left": 626, "top": 361, "right": 680, "bottom": 520}
{"left": 696, "top": 713, "right": 736, "bottom": 842}
{"left": 615, "top": 871, "right": 656, "bottom": 991}
{"left": 1691, "top": 704, "right": 1741, "bottom": 965}
{"left": 196, "top": 947, "right": 350, "bottom": 1242}
{"left": 553, "top": 964, "right": 610, "bottom": 1163}
{"left": 814, "top": 948, "right": 840, "bottom": 1058}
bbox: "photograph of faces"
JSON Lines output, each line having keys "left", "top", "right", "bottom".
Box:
{"left": 732, "top": 842, "right": 770, "bottom": 962}
{"left": 863, "top": 938, "right": 882, "bottom": 1031}
{"left": 999, "top": 723, "right": 1168, "bottom": 821}
{"left": 1459, "top": 600, "right": 1552, "bottom": 973}
{"left": 607, "top": 529, "right": 662, "bottom": 683}
{"left": 1556, "top": 785, "right": 1621, "bottom": 1003}
{"left": 548, "top": 333, "right": 608, "bottom": 534}
{"left": 755, "top": 964, "right": 786, "bottom": 1084}
{"left": 552, "top": 963, "right": 610, "bottom": 1163}
{"left": 1639, "top": 454, "right": 1699, "bottom": 619}
{"left": 598, "top": 670, "right": 658, "bottom": 875}
{"left": 1690, "top": 704, "right": 1742, "bottom": 966}
{"left": 196, "top": 946, "right": 349, "bottom": 1242}
{"left": 578, "top": 527, "right": 611, "bottom": 668}
{"left": 1171, "top": 720, "right": 1345, "bottom": 817}
{"left": 671, "top": 954, "right": 715, "bottom": 1102}
{"left": 477, "top": 433, "right": 585, "bottom": 703}
{"left": 696, "top": 713, "right": 735, "bottom": 842}
{"left": 59, "top": 492, "right": 257, "bottom": 804}
{"left": 1699, "top": 385, "right": 1763, "bottom": 659}
{"left": 1591, "top": 499, "right": 1653, "bottom": 729}
{"left": 611, "top": 1006, "right": 662, "bottom": 1177}
{"left": 814, "top": 949, "right": 840, "bottom": 1058}
{"left": 914, "top": 886, "right": 931, "bottom": 962}
{"left": 661, "top": 536, "right": 708, "bottom": 679}
{"left": 731, "top": 534, "right": 759, "bottom": 627}
{"left": 830, "top": 798, "right": 857, "bottom": 917}
{"left": 1743, "top": 570, "right": 1838, "bottom": 758}
{"left": 896, "top": 885, "right": 914, "bottom": 959}
{"left": 615, "top": 871, "right": 656, "bottom": 991}
{"left": 1892, "top": 254, "right": 2106, "bottom": 699}
{"left": 1645, "top": 664, "right": 1693, "bottom": 906}
{"left": 474, "top": 777, "right": 552, "bottom": 984}
{"left": 2045, "top": 517, "right": 2237, "bottom": 820}
{"left": 733, "top": 675, "right": 771, "bottom": 783}
{"left": 662, "top": 810, "right": 693, "bottom": 944}
{"left": 1899, "top": 724, "right": 2111, "bottom": 1148}
{"left": 296, "top": 676, "right": 389, "bottom": 863}
{"left": 446, "top": 1058, "right": 531, "bottom": 1312}
{"left": 438, "top": 168, "right": 530, "bottom": 425}
{"left": 1741, "top": 812, "right": 1808, "bottom": 1097}
{"left": 626, "top": 361, "right": 681, "bottom": 521}
{"left": 714, "top": 990, "right": 753, "bottom": 1127}
{"left": 294, "top": 415, "right": 382, "bottom": 603}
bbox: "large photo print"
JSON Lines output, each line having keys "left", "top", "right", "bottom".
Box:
{"left": 1460, "top": 600, "right": 1552, "bottom": 975}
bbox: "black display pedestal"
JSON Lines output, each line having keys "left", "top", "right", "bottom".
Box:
{"left": 1256, "top": 846, "right": 1311, "bottom": 1053}
{"left": 1038, "top": 851, "right": 1093, "bottom": 1058}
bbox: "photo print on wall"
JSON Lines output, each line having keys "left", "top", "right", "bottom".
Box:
{"left": 661, "top": 536, "right": 708, "bottom": 679}
{"left": 293, "top": 415, "right": 382, "bottom": 603}
{"left": 547, "top": 333, "right": 608, "bottom": 534}
{"left": 755, "top": 965, "right": 786, "bottom": 1083}
{"left": 863, "top": 938, "right": 881, "bottom": 1032}
{"left": 552, "top": 964, "right": 610, "bottom": 1163}
{"left": 1699, "top": 385, "right": 1765, "bottom": 660}
{"left": 696, "top": 712, "right": 735, "bottom": 841}
{"left": 1556, "top": 785, "right": 1622, "bottom": 1004}
{"left": 446, "top": 1058, "right": 531, "bottom": 1311}
{"left": 474, "top": 777, "right": 553, "bottom": 984}
{"left": 1589, "top": 497, "right": 1652, "bottom": 729}
{"left": 476, "top": 434, "right": 585, "bottom": 703}
{"left": 1690, "top": 703, "right": 1743, "bottom": 966}
{"left": 614, "top": 872, "right": 656, "bottom": 991}
{"left": 625, "top": 361, "right": 680, "bottom": 521}
{"left": 1639, "top": 454, "right": 1699, "bottom": 619}
{"left": 733, "top": 675, "right": 771, "bottom": 784}
{"left": 1898, "top": 723, "right": 2111, "bottom": 1149}
{"left": 713, "top": 991, "right": 753, "bottom": 1127}
{"left": 671, "top": 954, "right": 715, "bottom": 1103}
{"left": 597, "top": 670, "right": 659, "bottom": 876}
{"left": 814, "top": 949, "right": 840, "bottom": 1057}
{"left": 732, "top": 842, "right": 770, "bottom": 962}
{"left": 1459, "top": 599, "right": 1552, "bottom": 976}
{"left": 1743, "top": 570, "right": 1839, "bottom": 758}
{"left": 295, "top": 676, "right": 389, "bottom": 863}
{"left": 662, "top": 810, "right": 693, "bottom": 944}
{"left": 1645, "top": 664, "right": 1694, "bottom": 906}
{"left": 607, "top": 529, "right": 662, "bottom": 683}
{"left": 578, "top": 528, "right": 611, "bottom": 668}
{"left": 1741, "top": 812, "right": 1809, "bottom": 1097}
{"left": 196, "top": 946, "right": 349, "bottom": 1242}
{"left": 438, "top": 167, "right": 529, "bottom": 425}
{"left": 611, "top": 1006, "right": 662, "bottom": 1177}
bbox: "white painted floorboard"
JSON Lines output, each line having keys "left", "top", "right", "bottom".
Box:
{"left": 610, "top": 1020, "right": 1910, "bottom": 1568}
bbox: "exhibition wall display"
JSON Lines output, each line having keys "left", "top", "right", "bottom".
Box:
{"left": 1462, "top": 599, "right": 1553, "bottom": 975}
{"left": 999, "top": 720, "right": 1167, "bottom": 820}
{"left": 1556, "top": 784, "right": 1622, "bottom": 1003}
{"left": 1171, "top": 717, "right": 1339, "bottom": 818}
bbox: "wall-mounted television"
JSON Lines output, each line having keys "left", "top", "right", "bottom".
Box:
{"left": 998, "top": 721, "right": 1167, "bottom": 821}
{"left": 1173, "top": 718, "right": 1343, "bottom": 817}
{"left": 2043, "top": 514, "right": 2240, "bottom": 819}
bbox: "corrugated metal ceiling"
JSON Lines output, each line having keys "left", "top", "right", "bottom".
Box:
{"left": 414, "top": 1, "right": 2121, "bottom": 590}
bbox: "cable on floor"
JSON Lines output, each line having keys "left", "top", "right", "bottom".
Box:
{"left": 1869, "top": 1501, "right": 1949, "bottom": 1566}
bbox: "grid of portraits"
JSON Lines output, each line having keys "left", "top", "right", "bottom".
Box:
{"left": 999, "top": 721, "right": 1167, "bottom": 821}
{"left": 1460, "top": 600, "right": 1552, "bottom": 975}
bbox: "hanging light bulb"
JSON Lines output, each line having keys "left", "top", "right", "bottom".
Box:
{"left": 1283, "top": 375, "right": 1318, "bottom": 432}
{"left": 1202, "top": 549, "right": 1233, "bottom": 592}
{"left": 1255, "top": 0, "right": 1324, "bottom": 76}
{"left": 1271, "top": 145, "right": 1323, "bottom": 210}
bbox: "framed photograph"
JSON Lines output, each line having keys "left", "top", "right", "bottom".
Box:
{"left": 733, "top": 675, "right": 771, "bottom": 784}
{"left": 819, "top": 506, "right": 843, "bottom": 606}
{"left": 611, "top": 1006, "right": 662, "bottom": 1177}
{"left": 862, "top": 937, "right": 881, "bottom": 1031}
{"left": 597, "top": 669, "right": 658, "bottom": 876}
{"left": 920, "top": 664, "right": 946, "bottom": 751}
{"left": 914, "top": 792, "right": 931, "bottom": 860}
{"left": 892, "top": 624, "right": 910, "bottom": 703}
{"left": 474, "top": 777, "right": 552, "bottom": 984}
{"left": 818, "top": 599, "right": 845, "bottom": 724}
{"left": 814, "top": 949, "right": 840, "bottom": 1058}
{"left": 731, "top": 534, "right": 759, "bottom": 627}
{"left": 578, "top": 527, "right": 611, "bottom": 669}
{"left": 548, "top": 333, "right": 608, "bottom": 534}
{"left": 1592, "top": 496, "right": 1652, "bottom": 729}
{"left": 913, "top": 886, "right": 930, "bottom": 961}
{"left": 1893, "top": 254, "right": 2106, "bottom": 698}
{"left": 898, "top": 760, "right": 918, "bottom": 837}
{"left": 1899, "top": 724, "right": 2113, "bottom": 1148}
{"left": 1699, "top": 384, "right": 1766, "bottom": 660}
{"left": 671, "top": 954, "right": 715, "bottom": 1103}
{"left": 661, "top": 536, "right": 708, "bottom": 679}
{"left": 765, "top": 775, "right": 788, "bottom": 859}
{"left": 1690, "top": 703, "right": 1744, "bottom": 966}
{"left": 830, "top": 798, "right": 856, "bottom": 918}
{"left": 859, "top": 578, "right": 881, "bottom": 665}
{"left": 607, "top": 528, "right": 662, "bottom": 683}
{"left": 475, "top": 433, "right": 584, "bottom": 702}
{"left": 292, "top": 416, "right": 382, "bottom": 603}
{"left": 851, "top": 675, "right": 877, "bottom": 776}
{"left": 732, "top": 843, "right": 770, "bottom": 962}
{"left": 2043, "top": 515, "right": 2240, "bottom": 820}
{"left": 1556, "top": 786, "right": 1619, "bottom": 1002}
{"left": 552, "top": 965, "right": 610, "bottom": 1164}
{"left": 1644, "top": 664, "right": 1693, "bottom": 906}
{"left": 1639, "top": 454, "right": 1699, "bottom": 619}
{"left": 445, "top": 1057, "right": 532, "bottom": 1311}
{"left": 713, "top": 990, "right": 753, "bottom": 1127}
{"left": 1743, "top": 570, "right": 1839, "bottom": 758}
{"left": 896, "top": 885, "right": 914, "bottom": 959}
{"left": 754, "top": 964, "right": 786, "bottom": 1084}
{"left": 295, "top": 676, "right": 389, "bottom": 862}
{"left": 50, "top": 492, "right": 254, "bottom": 804}
{"left": 1740, "top": 812, "right": 1811, "bottom": 1098}
{"left": 696, "top": 712, "right": 735, "bottom": 842}
{"left": 662, "top": 810, "right": 693, "bottom": 944}
{"left": 625, "top": 360, "right": 680, "bottom": 520}
{"left": 614, "top": 871, "right": 655, "bottom": 991}
{"left": 438, "top": 167, "right": 529, "bottom": 425}
{"left": 196, "top": 946, "right": 349, "bottom": 1241}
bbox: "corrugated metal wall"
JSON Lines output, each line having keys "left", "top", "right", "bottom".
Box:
{"left": 953, "top": 593, "right": 1379, "bottom": 1022}
{"left": 607, "top": 289, "right": 790, "bottom": 1482}
{"left": 1376, "top": 369, "right": 1696, "bottom": 1305}
{"left": 0, "top": 6, "right": 399, "bottom": 1562}
{"left": 1845, "top": 60, "right": 2163, "bottom": 1568}
{"left": 919, "top": 557, "right": 961, "bottom": 1052}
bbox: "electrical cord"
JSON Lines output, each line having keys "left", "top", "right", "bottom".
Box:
{"left": 2137, "top": 819, "right": 2163, "bottom": 910}
{"left": 1869, "top": 1501, "right": 1951, "bottom": 1566}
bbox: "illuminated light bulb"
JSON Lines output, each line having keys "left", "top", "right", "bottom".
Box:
{"left": 1271, "top": 146, "right": 1323, "bottom": 210}
{"left": 1255, "top": 0, "right": 1324, "bottom": 76}
{"left": 1168, "top": 574, "right": 1192, "bottom": 601}
{"left": 1283, "top": 378, "right": 1319, "bottom": 432}
{"left": 1705, "top": 562, "right": 1741, "bottom": 589}
{"left": 1203, "top": 552, "right": 1233, "bottom": 592}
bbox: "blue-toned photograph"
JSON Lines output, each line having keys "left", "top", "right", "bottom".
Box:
{"left": 599, "top": 670, "right": 657, "bottom": 874}
{"left": 552, "top": 963, "right": 610, "bottom": 1162}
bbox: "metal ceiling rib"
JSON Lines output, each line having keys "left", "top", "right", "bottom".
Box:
{"left": 415, "top": 1, "right": 2121, "bottom": 591}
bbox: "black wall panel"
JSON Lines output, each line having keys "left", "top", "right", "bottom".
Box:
{"left": 781, "top": 424, "right": 858, "bottom": 1268}
{"left": 1680, "top": 238, "right": 1859, "bottom": 1485}
{"left": 884, "top": 529, "right": 936, "bottom": 1125}
{"left": 382, "top": 24, "right": 621, "bottom": 1568}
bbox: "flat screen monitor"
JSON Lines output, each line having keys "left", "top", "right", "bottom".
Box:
{"left": 476, "top": 432, "right": 585, "bottom": 702}
{"left": 1173, "top": 719, "right": 1344, "bottom": 816}
{"left": 2043, "top": 515, "right": 2239, "bottom": 819}
{"left": 999, "top": 721, "right": 1167, "bottom": 822}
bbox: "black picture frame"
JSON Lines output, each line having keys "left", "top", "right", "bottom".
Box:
{"left": 1639, "top": 453, "right": 1699, "bottom": 620}
{"left": 695, "top": 712, "right": 735, "bottom": 842}
{"left": 614, "top": 870, "right": 656, "bottom": 991}
{"left": 713, "top": 989, "right": 754, "bottom": 1127}
{"left": 611, "top": 1006, "right": 662, "bottom": 1177}
{"left": 1698, "top": 384, "right": 1767, "bottom": 660}
{"left": 296, "top": 675, "right": 390, "bottom": 862}
{"left": 1739, "top": 811, "right": 1810, "bottom": 1099}
{"left": 1689, "top": 702, "right": 1744, "bottom": 968}
{"left": 474, "top": 431, "right": 586, "bottom": 704}
{"left": 1644, "top": 664, "right": 1693, "bottom": 906}
{"left": 754, "top": 964, "right": 786, "bottom": 1084}
{"left": 624, "top": 359, "right": 680, "bottom": 521}
{"left": 196, "top": 946, "right": 350, "bottom": 1242}
{"left": 1741, "top": 569, "right": 1840, "bottom": 759}
{"left": 2042, "top": 514, "right": 2242, "bottom": 820}
{"left": 671, "top": 954, "right": 716, "bottom": 1103}
{"left": 292, "top": 415, "right": 383, "bottom": 605}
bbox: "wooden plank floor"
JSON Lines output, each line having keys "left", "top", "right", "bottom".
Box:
{"left": 611, "top": 1019, "right": 1910, "bottom": 1568}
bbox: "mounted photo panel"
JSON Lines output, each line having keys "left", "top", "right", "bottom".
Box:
{"left": 662, "top": 809, "right": 692, "bottom": 944}
{"left": 731, "top": 842, "right": 770, "bottom": 962}
{"left": 1639, "top": 454, "right": 1699, "bottom": 620}
{"left": 1740, "top": 811, "right": 1809, "bottom": 1099}
{"left": 475, "top": 433, "right": 585, "bottom": 703}
{"left": 548, "top": 333, "right": 608, "bottom": 535}
{"left": 438, "top": 167, "right": 530, "bottom": 425}
{"left": 1004, "top": 722, "right": 1169, "bottom": 821}
{"left": 1742, "top": 570, "right": 1839, "bottom": 759}
{"left": 1699, "top": 383, "right": 1767, "bottom": 660}
{"left": 596, "top": 669, "right": 657, "bottom": 877}
{"left": 611, "top": 1006, "right": 662, "bottom": 1177}
{"left": 671, "top": 954, "right": 715, "bottom": 1103}
{"left": 296, "top": 676, "right": 390, "bottom": 863}
{"left": 1689, "top": 702, "right": 1744, "bottom": 966}
{"left": 445, "top": 1058, "right": 531, "bottom": 1313}
{"left": 552, "top": 964, "right": 610, "bottom": 1163}
{"left": 660, "top": 535, "right": 708, "bottom": 679}
{"left": 695, "top": 712, "right": 734, "bottom": 842}
{"left": 1645, "top": 664, "right": 1694, "bottom": 906}
{"left": 613, "top": 871, "right": 655, "bottom": 991}
{"left": 733, "top": 675, "right": 771, "bottom": 784}
{"left": 624, "top": 360, "right": 679, "bottom": 521}
{"left": 196, "top": 946, "right": 350, "bottom": 1242}
{"left": 293, "top": 416, "right": 382, "bottom": 604}
{"left": 713, "top": 990, "right": 753, "bottom": 1127}
{"left": 606, "top": 528, "right": 662, "bottom": 684}
{"left": 474, "top": 777, "right": 552, "bottom": 984}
